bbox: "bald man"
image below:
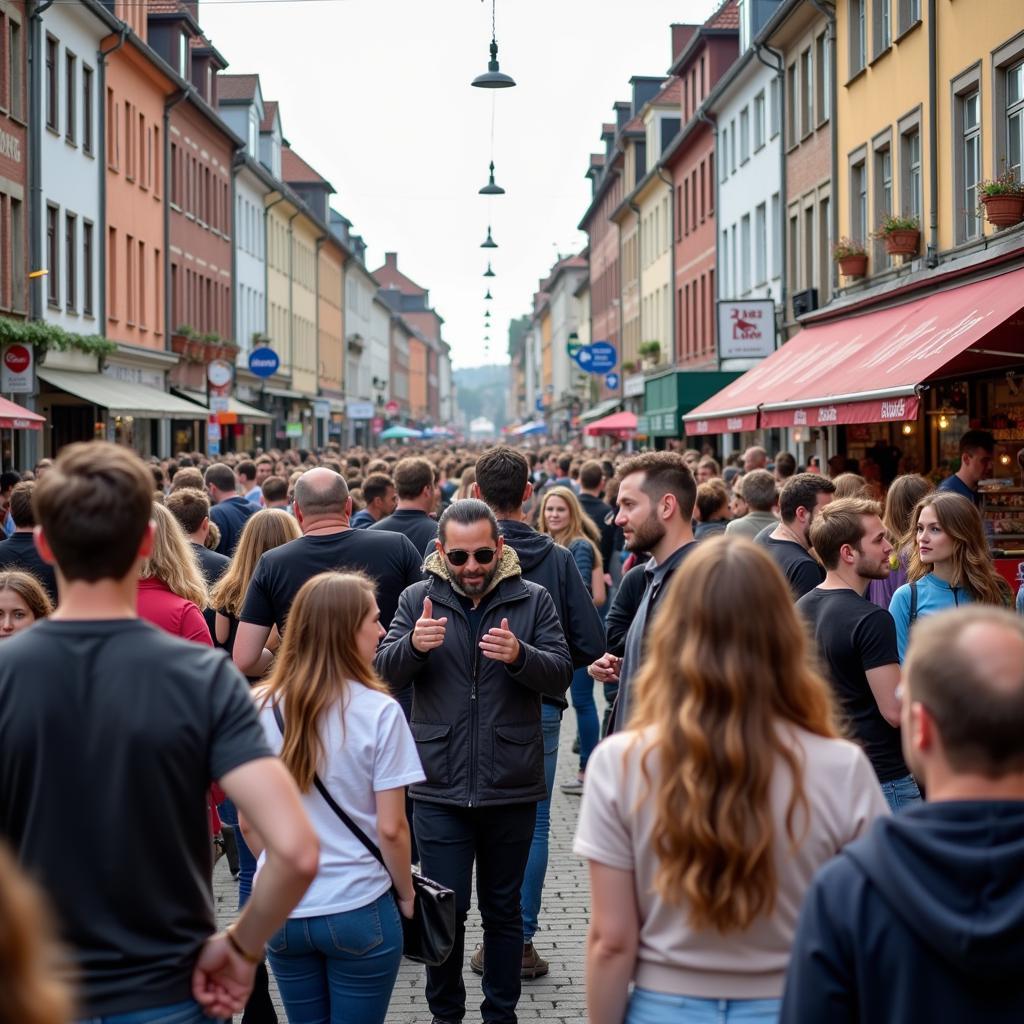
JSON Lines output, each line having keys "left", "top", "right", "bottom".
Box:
{"left": 742, "top": 446, "right": 768, "bottom": 472}
{"left": 233, "top": 468, "right": 423, "bottom": 677}
{"left": 783, "top": 606, "right": 1024, "bottom": 1023}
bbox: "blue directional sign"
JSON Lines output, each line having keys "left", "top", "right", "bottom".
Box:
{"left": 604, "top": 371, "right": 620, "bottom": 390}
{"left": 535, "top": 397, "right": 544, "bottom": 412}
{"left": 589, "top": 341, "right": 617, "bottom": 373}
{"left": 248, "top": 347, "right": 280, "bottom": 378}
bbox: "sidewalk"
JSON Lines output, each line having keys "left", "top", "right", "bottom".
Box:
{"left": 214, "top": 716, "right": 590, "bottom": 1022}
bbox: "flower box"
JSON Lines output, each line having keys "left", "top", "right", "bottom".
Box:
{"left": 981, "top": 193, "right": 1024, "bottom": 228}
{"left": 838, "top": 254, "right": 868, "bottom": 278}
{"left": 884, "top": 228, "right": 920, "bottom": 257}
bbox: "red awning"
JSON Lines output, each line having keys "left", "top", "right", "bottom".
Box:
{"left": 0, "top": 396, "right": 44, "bottom": 430}
{"left": 684, "top": 266, "right": 1024, "bottom": 433}
{"left": 584, "top": 410, "right": 638, "bottom": 436}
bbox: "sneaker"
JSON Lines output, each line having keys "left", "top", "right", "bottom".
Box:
{"left": 559, "top": 776, "right": 585, "bottom": 795}
{"left": 572, "top": 735, "right": 580, "bottom": 754}
{"left": 521, "top": 942, "right": 549, "bottom": 979}
{"left": 469, "top": 942, "right": 484, "bottom": 975}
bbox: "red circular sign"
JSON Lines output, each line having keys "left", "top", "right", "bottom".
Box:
{"left": 3, "top": 344, "right": 30, "bottom": 374}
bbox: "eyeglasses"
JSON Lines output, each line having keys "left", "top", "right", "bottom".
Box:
{"left": 444, "top": 547, "right": 497, "bottom": 566}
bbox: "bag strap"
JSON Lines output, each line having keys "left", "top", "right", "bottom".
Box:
{"left": 271, "top": 702, "right": 386, "bottom": 869}
{"left": 909, "top": 581, "right": 918, "bottom": 625}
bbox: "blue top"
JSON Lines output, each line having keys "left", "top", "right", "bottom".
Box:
{"left": 937, "top": 472, "right": 980, "bottom": 507}
{"left": 889, "top": 573, "right": 973, "bottom": 662}
{"left": 568, "top": 538, "right": 594, "bottom": 596}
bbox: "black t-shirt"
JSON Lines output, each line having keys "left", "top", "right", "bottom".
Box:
{"left": 368, "top": 508, "right": 438, "bottom": 557}
{"left": 192, "top": 543, "right": 230, "bottom": 642}
{"left": 0, "top": 618, "right": 269, "bottom": 1016}
{"left": 211, "top": 496, "right": 258, "bottom": 556}
{"left": 241, "top": 528, "right": 423, "bottom": 633}
{"left": 796, "top": 586, "right": 907, "bottom": 782}
{"left": 0, "top": 531, "right": 58, "bottom": 604}
{"left": 755, "top": 527, "right": 825, "bottom": 599}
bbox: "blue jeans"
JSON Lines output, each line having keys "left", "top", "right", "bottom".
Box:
{"left": 569, "top": 667, "right": 600, "bottom": 772}
{"left": 75, "top": 1000, "right": 225, "bottom": 1024}
{"left": 626, "top": 989, "right": 781, "bottom": 1023}
{"left": 217, "top": 798, "right": 257, "bottom": 907}
{"left": 266, "top": 893, "right": 403, "bottom": 1024}
{"left": 521, "top": 701, "right": 561, "bottom": 942}
{"left": 879, "top": 773, "right": 923, "bottom": 813}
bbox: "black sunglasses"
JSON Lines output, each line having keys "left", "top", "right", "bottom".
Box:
{"left": 444, "top": 547, "right": 497, "bottom": 567}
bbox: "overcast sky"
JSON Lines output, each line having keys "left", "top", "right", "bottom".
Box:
{"left": 201, "top": 0, "right": 720, "bottom": 368}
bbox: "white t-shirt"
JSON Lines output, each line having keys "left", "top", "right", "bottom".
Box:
{"left": 256, "top": 682, "right": 425, "bottom": 917}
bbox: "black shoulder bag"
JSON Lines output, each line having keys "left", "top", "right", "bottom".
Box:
{"left": 272, "top": 703, "right": 455, "bottom": 966}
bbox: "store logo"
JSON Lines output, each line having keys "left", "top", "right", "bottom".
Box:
{"left": 0, "top": 128, "right": 21, "bottom": 163}
{"left": 817, "top": 406, "right": 838, "bottom": 423}
{"left": 3, "top": 344, "right": 30, "bottom": 374}
{"left": 727, "top": 417, "right": 744, "bottom": 431}
{"left": 880, "top": 399, "right": 906, "bottom": 419}
{"left": 695, "top": 420, "right": 709, "bottom": 433}
{"left": 793, "top": 409, "right": 808, "bottom": 425}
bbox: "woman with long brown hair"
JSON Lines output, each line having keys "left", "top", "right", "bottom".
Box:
{"left": 574, "top": 537, "right": 887, "bottom": 1024}
{"left": 889, "top": 491, "right": 1011, "bottom": 661}
{"left": 243, "top": 572, "right": 423, "bottom": 1024}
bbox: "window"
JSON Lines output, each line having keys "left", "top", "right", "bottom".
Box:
{"left": 82, "top": 65, "right": 93, "bottom": 153}
{"left": 898, "top": 0, "right": 920, "bottom": 36}
{"left": 106, "top": 87, "right": 116, "bottom": 168}
{"left": 819, "top": 197, "right": 832, "bottom": 302}
{"left": 699, "top": 161, "right": 706, "bottom": 221}
{"left": 873, "top": 0, "right": 891, "bottom": 57}
{"left": 109, "top": 227, "right": 117, "bottom": 319}
{"left": 65, "top": 51, "right": 76, "bottom": 142}
{"left": 740, "top": 106, "right": 750, "bottom": 162}
{"left": 83, "top": 221, "right": 93, "bottom": 316}
{"left": 65, "top": 214, "right": 76, "bottom": 311}
{"left": 901, "top": 125, "right": 922, "bottom": 220}
{"left": 771, "top": 192, "right": 781, "bottom": 277}
{"left": 800, "top": 48, "right": 813, "bottom": 136}
{"left": 769, "top": 77, "right": 780, "bottom": 138}
{"left": 721, "top": 229, "right": 730, "bottom": 295}
{"left": 874, "top": 140, "right": 893, "bottom": 267}
{"left": 959, "top": 90, "right": 982, "bottom": 241}
{"left": 850, "top": 0, "right": 866, "bottom": 76}
{"left": 683, "top": 181, "right": 689, "bottom": 238}
{"left": 708, "top": 154, "right": 715, "bottom": 212}
{"left": 8, "top": 20, "right": 23, "bottom": 119}
{"left": 46, "top": 205, "right": 59, "bottom": 306}
{"left": 850, "top": 157, "right": 868, "bottom": 243}
{"left": 178, "top": 31, "right": 189, "bottom": 80}
{"left": 124, "top": 102, "right": 132, "bottom": 180}
{"left": 1003, "top": 59, "right": 1024, "bottom": 182}
{"left": 730, "top": 119, "right": 736, "bottom": 172}
{"left": 817, "top": 33, "right": 831, "bottom": 123}
{"left": 11, "top": 198, "right": 24, "bottom": 310}
{"left": 139, "top": 112, "right": 146, "bottom": 188}
{"left": 753, "top": 90, "right": 765, "bottom": 149}
{"left": 138, "top": 240, "right": 146, "bottom": 328}
{"left": 789, "top": 212, "right": 800, "bottom": 295}
{"left": 720, "top": 126, "right": 729, "bottom": 181}
{"left": 45, "top": 35, "right": 57, "bottom": 131}
{"left": 804, "top": 206, "right": 815, "bottom": 290}
{"left": 740, "top": 214, "right": 751, "bottom": 293}
{"left": 248, "top": 113, "right": 257, "bottom": 156}
{"left": 786, "top": 63, "right": 797, "bottom": 146}
{"left": 754, "top": 202, "right": 767, "bottom": 285}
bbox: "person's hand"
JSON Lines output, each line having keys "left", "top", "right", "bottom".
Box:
{"left": 397, "top": 892, "right": 416, "bottom": 919}
{"left": 480, "top": 618, "right": 521, "bottom": 664}
{"left": 588, "top": 653, "right": 621, "bottom": 684}
{"left": 191, "top": 932, "right": 257, "bottom": 1019}
{"left": 412, "top": 597, "right": 447, "bottom": 654}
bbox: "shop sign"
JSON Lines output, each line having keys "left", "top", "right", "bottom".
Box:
{"left": 207, "top": 421, "right": 221, "bottom": 441}
{"left": 0, "top": 127, "right": 21, "bottom": 163}
{"left": 207, "top": 360, "right": 234, "bottom": 389}
{"left": 285, "top": 421, "right": 303, "bottom": 437}
{"left": 717, "top": 301, "right": 776, "bottom": 360}
{"left": 248, "top": 347, "right": 280, "bottom": 378}
{"left": 346, "top": 400, "right": 375, "bottom": 420}
{"left": 313, "top": 399, "right": 331, "bottom": 419}
{"left": 624, "top": 373, "right": 645, "bottom": 398}
{"left": 385, "top": 400, "right": 400, "bottom": 414}
{"left": 210, "top": 396, "right": 229, "bottom": 414}
{"left": 1, "top": 343, "right": 33, "bottom": 393}
{"left": 759, "top": 395, "right": 920, "bottom": 429}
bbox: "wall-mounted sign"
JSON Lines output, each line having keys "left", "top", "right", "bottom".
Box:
{"left": 313, "top": 399, "right": 331, "bottom": 420}
{"left": 207, "top": 360, "right": 233, "bottom": 389}
{"left": 1, "top": 343, "right": 33, "bottom": 394}
{"left": 209, "top": 396, "right": 230, "bottom": 414}
{"left": 285, "top": 421, "right": 303, "bottom": 437}
{"left": 624, "top": 373, "right": 645, "bottom": 398}
{"left": 604, "top": 372, "right": 620, "bottom": 391}
{"left": 248, "top": 347, "right": 280, "bottom": 378}
{"left": 717, "top": 300, "right": 776, "bottom": 360}
{"left": 346, "top": 401, "right": 375, "bottom": 420}
{"left": 573, "top": 340, "right": 617, "bottom": 375}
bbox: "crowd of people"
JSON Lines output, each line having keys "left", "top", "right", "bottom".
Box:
{"left": 0, "top": 429, "right": 1022, "bottom": 1024}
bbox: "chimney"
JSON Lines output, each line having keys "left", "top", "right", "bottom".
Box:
{"left": 384, "top": 252, "right": 398, "bottom": 270}
{"left": 671, "top": 24, "right": 697, "bottom": 63}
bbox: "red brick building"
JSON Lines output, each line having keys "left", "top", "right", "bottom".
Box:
{"left": 0, "top": 1, "right": 28, "bottom": 319}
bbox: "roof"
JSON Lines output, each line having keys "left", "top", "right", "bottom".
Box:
{"left": 260, "top": 100, "right": 279, "bottom": 133}
{"left": 623, "top": 115, "right": 644, "bottom": 133}
{"left": 669, "top": 0, "right": 739, "bottom": 74}
{"left": 281, "top": 145, "right": 335, "bottom": 192}
{"left": 216, "top": 73, "right": 258, "bottom": 103}
{"left": 707, "top": 0, "right": 739, "bottom": 30}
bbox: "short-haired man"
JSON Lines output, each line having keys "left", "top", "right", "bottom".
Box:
{"left": 205, "top": 463, "right": 258, "bottom": 556}
{"left": 0, "top": 442, "right": 317, "bottom": 1021}
{"left": 368, "top": 456, "right": 440, "bottom": 553}
{"left": 237, "top": 460, "right": 262, "bottom": 506}
{"left": 590, "top": 452, "right": 699, "bottom": 733}
{"left": 773, "top": 450, "right": 797, "bottom": 480}
{"left": 798, "top": 498, "right": 920, "bottom": 811}
{"left": 350, "top": 472, "right": 397, "bottom": 529}
{"left": 755, "top": 472, "right": 836, "bottom": 599}
{"left": 693, "top": 479, "right": 730, "bottom": 539}
{"left": 0, "top": 481, "right": 58, "bottom": 603}
{"left": 724, "top": 469, "right": 778, "bottom": 540}
{"left": 937, "top": 429, "right": 994, "bottom": 507}
{"left": 742, "top": 445, "right": 768, "bottom": 472}
{"left": 577, "top": 459, "right": 614, "bottom": 574}
{"left": 233, "top": 468, "right": 422, "bottom": 678}
{"left": 376, "top": 499, "right": 572, "bottom": 1024}
{"left": 261, "top": 474, "right": 289, "bottom": 509}
{"left": 782, "top": 606, "right": 1024, "bottom": 1022}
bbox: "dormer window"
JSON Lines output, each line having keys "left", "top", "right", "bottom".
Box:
{"left": 178, "top": 31, "right": 188, "bottom": 79}
{"left": 206, "top": 64, "right": 213, "bottom": 100}
{"left": 248, "top": 114, "right": 257, "bottom": 157}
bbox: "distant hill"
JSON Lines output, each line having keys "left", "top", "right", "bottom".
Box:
{"left": 454, "top": 364, "right": 510, "bottom": 430}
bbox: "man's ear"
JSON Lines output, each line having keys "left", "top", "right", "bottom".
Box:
{"left": 521, "top": 481, "right": 533, "bottom": 504}
{"left": 472, "top": 482, "right": 481, "bottom": 500}
{"left": 33, "top": 525, "right": 57, "bottom": 566}
{"left": 137, "top": 520, "right": 156, "bottom": 560}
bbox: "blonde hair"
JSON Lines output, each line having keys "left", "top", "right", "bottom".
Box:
{"left": 629, "top": 537, "right": 837, "bottom": 932}
{"left": 258, "top": 572, "right": 388, "bottom": 792}
{"left": 538, "top": 485, "right": 602, "bottom": 568}
{"left": 139, "top": 501, "right": 209, "bottom": 608}
{"left": 210, "top": 509, "right": 301, "bottom": 617}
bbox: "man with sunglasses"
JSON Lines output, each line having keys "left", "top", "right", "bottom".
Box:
{"left": 376, "top": 499, "right": 572, "bottom": 1024}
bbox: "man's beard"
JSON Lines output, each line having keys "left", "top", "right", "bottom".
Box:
{"left": 457, "top": 562, "right": 499, "bottom": 595}
{"left": 625, "top": 512, "right": 666, "bottom": 553}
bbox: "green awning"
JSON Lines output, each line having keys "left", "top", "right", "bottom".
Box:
{"left": 578, "top": 397, "right": 623, "bottom": 423}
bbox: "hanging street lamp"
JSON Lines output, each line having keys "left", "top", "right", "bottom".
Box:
{"left": 484, "top": 263, "right": 496, "bottom": 277}
{"left": 479, "top": 161, "right": 506, "bottom": 195}
{"left": 481, "top": 225, "right": 498, "bottom": 248}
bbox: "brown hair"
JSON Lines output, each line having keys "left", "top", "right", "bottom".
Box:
{"left": 629, "top": 536, "right": 837, "bottom": 932}
{"left": 164, "top": 487, "right": 211, "bottom": 536}
{"left": 262, "top": 475, "right": 289, "bottom": 503}
{"left": 33, "top": 442, "right": 153, "bottom": 583}
{"left": 809, "top": 497, "right": 883, "bottom": 571}
{"left": 778, "top": 473, "right": 836, "bottom": 523}
{"left": 0, "top": 571, "right": 54, "bottom": 621}
{"left": 393, "top": 457, "right": 435, "bottom": 501}
{"left": 882, "top": 474, "right": 931, "bottom": 546}
{"left": 361, "top": 472, "right": 394, "bottom": 504}
{"left": 832, "top": 472, "right": 870, "bottom": 500}
{"left": 475, "top": 446, "right": 530, "bottom": 514}
{"left": 578, "top": 460, "right": 605, "bottom": 491}
{"left": 8, "top": 482, "right": 35, "bottom": 529}
{"left": 169, "top": 467, "right": 205, "bottom": 492}
{"left": 695, "top": 479, "right": 729, "bottom": 522}
{"left": 258, "top": 572, "right": 388, "bottom": 792}
{"left": 615, "top": 451, "right": 697, "bottom": 520}
{"left": 0, "top": 840, "right": 72, "bottom": 1024}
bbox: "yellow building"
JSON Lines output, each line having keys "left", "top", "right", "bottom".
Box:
{"left": 836, "top": 0, "right": 1024, "bottom": 273}
{"left": 290, "top": 213, "right": 319, "bottom": 404}
{"left": 266, "top": 193, "right": 295, "bottom": 379}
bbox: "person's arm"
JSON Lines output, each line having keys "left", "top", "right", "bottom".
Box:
{"left": 570, "top": 540, "right": 594, "bottom": 595}
{"left": 375, "top": 587, "right": 432, "bottom": 692}
{"left": 605, "top": 565, "right": 646, "bottom": 655}
{"left": 376, "top": 788, "right": 415, "bottom": 918}
{"left": 889, "top": 587, "right": 911, "bottom": 663}
{"left": 215, "top": 611, "right": 231, "bottom": 647}
{"left": 865, "top": 664, "right": 902, "bottom": 726}
{"left": 233, "top": 621, "right": 273, "bottom": 677}
{"left": 585, "top": 862, "right": 639, "bottom": 1024}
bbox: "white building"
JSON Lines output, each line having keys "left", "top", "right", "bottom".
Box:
{"left": 438, "top": 341, "right": 453, "bottom": 425}
{"left": 545, "top": 255, "right": 587, "bottom": 439}
{"left": 37, "top": 0, "right": 113, "bottom": 333}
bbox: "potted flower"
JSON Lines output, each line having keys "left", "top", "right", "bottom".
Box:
{"left": 171, "top": 324, "right": 195, "bottom": 356}
{"left": 621, "top": 360, "right": 637, "bottom": 374}
{"left": 639, "top": 340, "right": 661, "bottom": 369}
{"left": 977, "top": 171, "right": 1024, "bottom": 228}
{"left": 202, "top": 333, "right": 223, "bottom": 362}
{"left": 875, "top": 214, "right": 920, "bottom": 257}
{"left": 833, "top": 237, "right": 868, "bottom": 278}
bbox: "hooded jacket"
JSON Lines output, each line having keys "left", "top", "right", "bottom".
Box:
{"left": 375, "top": 545, "right": 572, "bottom": 807}
{"left": 781, "top": 801, "right": 1024, "bottom": 1022}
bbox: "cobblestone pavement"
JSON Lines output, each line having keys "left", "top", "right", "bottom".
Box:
{"left": 215, "top": 715, "right": 591, "bottom": 1023}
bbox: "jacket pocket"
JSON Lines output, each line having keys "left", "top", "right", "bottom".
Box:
{"left": 411, "top": 721, "right": 452, "bottom": 786}
{"left": 490, "top": 722, "right": 543, "bottom": 790}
